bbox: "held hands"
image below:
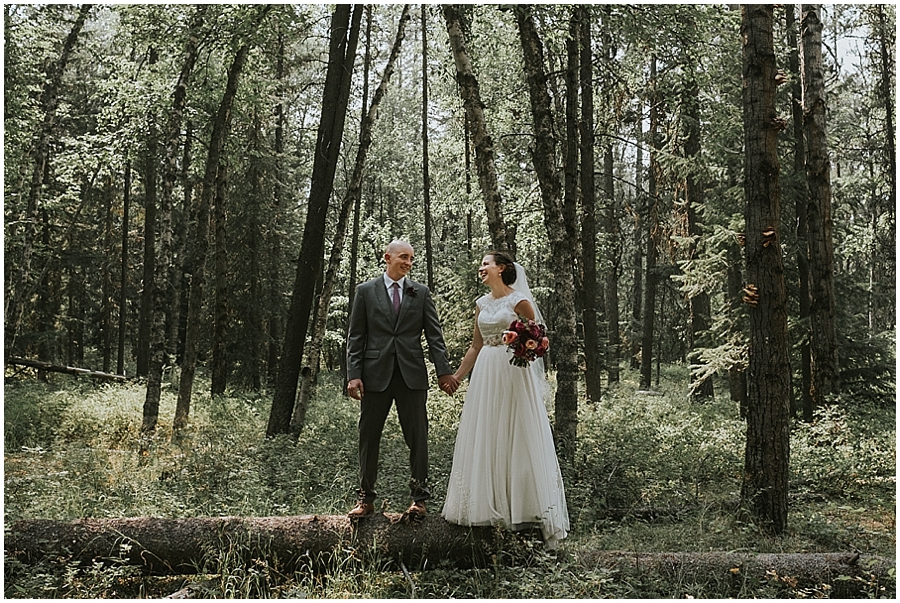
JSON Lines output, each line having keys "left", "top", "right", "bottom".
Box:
{"left": 438, "top": 374, "right": 460, "bottom": 395}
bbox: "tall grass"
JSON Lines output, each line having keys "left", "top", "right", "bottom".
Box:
{"left": 4, "top": 366, "right": 895, "bottom": 598}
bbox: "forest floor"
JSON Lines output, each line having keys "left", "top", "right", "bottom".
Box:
{"left": 3, "top": 365, "right": 895, "bottom": 598}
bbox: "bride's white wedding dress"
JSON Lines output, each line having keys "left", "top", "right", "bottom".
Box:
{"left": 442, "top": 290, "right": 569, "bottom": 548}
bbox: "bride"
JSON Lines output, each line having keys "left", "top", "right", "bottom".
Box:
{"left": 441, "top": 251, "right": 569, "bottom": 548}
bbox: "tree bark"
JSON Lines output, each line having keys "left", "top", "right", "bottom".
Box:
{"left": 117, "top": 160, "right": 131, "bottom": 376}
{"left": 245, "top": 112, "right": 264, "bottom": 391}
{"left": 422, "top": 4, "right": 435, "bottom": 291}
{"left": 137, "top": 112, "right": 158, "bottom": 378}
{"left": 268, "top": 5, "right": 363, "bottom": 437}
{"left": 175, "top": 21, "right": 257, "bottom": 432}
{"left": 210, "top": 158, "right": 230, "bottom": 396}
{"left": 639, "top": 56, "right": 660, "bottom": 391}
{"left": 442, "top": 4, "right": 513, "bottom": 252}
{"left": 578, "top": 550, "right": 892, "bottom": 598}
{"left": 572, "top": 7, "right": 603, "bottom": 402}
{"left": 7, "top": 516, "right": 892, "bottom": 597}
{"left": 5, "top": 515, "right": 511, "bottom": 575}
{"left": 801, "top": 4, "right": 840, "bottom": 407}
{"left": 7, "top": 356, "right": 126, "bottom": 381}
{"left": 597, "top": 9, "right": 620, "bottom": 387}
{"left": 629, "top": 120, "right": 644, "bottom": 370}
{"left": 739, "top": 3, "right": 792, "bottom": 535}
{"left": 874, "top": 5, "right": 896, "bottom": 209}
{"left": 292, "top": 4, "right": 410, "bottom": 436}
{"left": 514, "top": 5, "right": 579, "bottom": 462}
{"left": 344, "top": 8, "right": 371, "bottom": 388}
{"left": 786, "top": 5, "right": 813, "bottom": 421}
{"left": 266, "top": 37, "right": 287, "bottom": 387}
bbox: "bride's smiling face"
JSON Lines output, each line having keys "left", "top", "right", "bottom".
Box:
{"left": 478, "top": 255, "right": 504, "bottom": 285}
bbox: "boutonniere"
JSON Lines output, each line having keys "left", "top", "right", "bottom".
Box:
{"left": 405, "top": 285, "right": 418, "bottom": 298}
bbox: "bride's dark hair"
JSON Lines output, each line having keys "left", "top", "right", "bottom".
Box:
{"left": 489, "top": 250, "right": 517, "bottom": 286}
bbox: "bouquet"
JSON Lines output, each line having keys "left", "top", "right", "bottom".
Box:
{"left": 501, "top": 318, "right": 550, "bottom": 368}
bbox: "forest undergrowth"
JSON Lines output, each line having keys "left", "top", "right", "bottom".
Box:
{"left": 4, "top": 366, "right": 895, "bottom": 598}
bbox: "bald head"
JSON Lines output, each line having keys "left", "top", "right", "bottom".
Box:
{"left": 385, "top": 239, "right": 413, "bottom": 256}
{"left": 384, "top": 240, "right": 414, "bottom": 281}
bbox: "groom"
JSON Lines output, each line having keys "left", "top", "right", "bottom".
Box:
{"left": 346, "top": 239, "right": 459, "bottom": 519}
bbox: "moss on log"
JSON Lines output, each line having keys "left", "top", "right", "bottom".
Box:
{"left": 576, "top": 550, "right": 894, "bottom": 598}
{"left": 6, "top": 515, "right": 894, "bottom": 597}
{"left": 5, "top": 514, "right": 503, "bottom": 574}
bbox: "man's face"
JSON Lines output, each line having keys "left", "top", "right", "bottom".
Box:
{"left": 385, "top": 243, "right": 414, "bottom": 281}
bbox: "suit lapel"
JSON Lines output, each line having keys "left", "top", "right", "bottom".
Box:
{"left": 395, "top": 280, "right": 418, "bottom": 327}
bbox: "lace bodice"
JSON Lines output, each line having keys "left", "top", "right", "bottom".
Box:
{"left": 477, "top": 291, "right": 527, "bottom": 345}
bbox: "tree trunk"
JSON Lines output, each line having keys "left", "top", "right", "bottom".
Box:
{"left": 267, "top": 38, "right": 286, "bottom": 387}
{"left": 137, "top": 113, "right": 158, "bottom": 378}
{"left": 292, "top": 4, "right": 410, "bottom": 436}
{"left": 344, "top": 8, "right": 371, "bottom": 389}
{"left": 683, "top": 69, "right": 713, "bottom": 402}
{"left": 169, "top": 119, "right": 193, "bottom": 367}
{"left": 801, "top": 4, "right": 840, "bottom": 407}
{"left": 64, "top": 177, "right": 96, "bottom": 369}
{"left": 142, "top": 163, "right": 170, "bottom": 431}
{"left": 442, "top": 4, "right": 513, "bottom": 252}
{"left": 598, "top": 9, "right": 620, "bottom": 386}
{"left": 117, "top": 160, "right": 131, "bottom": 376}
{"left": 210, "top": 158, "right": 229, "bottom": 396}
{"left": 268, "top": 5, "right": 363, "bottom": 437}
{"left": 874, "top": 5, "right": 896, "bottom": 208}
{"left": 5, "top": 3, "right": 90, "bottom": 362}
{"left": 245, "top": 113, "right": 264, "bottom": 391}
{"left": 786, "top": 5, "right": 813, "bottom": 421}
{"left": 577, "top": 550, "right": 891, "bottom": 598}
{"left": 7, "top": 516, "right": 892, "bottom": 597}
{"left": 572, "top": 8, "right": 603, "bottom": 402}
{"left": 6, "top": 515, "right": 508, "bottom": 575}
{"left": 422, "top": 5, "right": 434, "bottom": 291}
{"left": 101, "top": 177, "right": 114, "bottom": 373}
{"left": 739, "top": 4, "right": 792, "bottom": 536}
{"left": 176, "top": 15, "right": 259, "bottom": 433}
{"left": 563, "top": 12, "right": 583, "bottom": 296}
{"left": 640, "top": 56, "right": 660, "bottom": 391}
{"left": 515, "top": 6, "right": 579, "bottom": 463}
{"left": 630, "top": 120, "right": 644, "bottom": 370}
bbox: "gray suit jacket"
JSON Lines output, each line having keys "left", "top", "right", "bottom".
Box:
{"left": 346, "top": 276, "right": 452, "bottom": 392}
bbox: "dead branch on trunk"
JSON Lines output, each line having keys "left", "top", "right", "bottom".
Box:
{"left": 6, "top": 357, "right": 127, "bottom": 381}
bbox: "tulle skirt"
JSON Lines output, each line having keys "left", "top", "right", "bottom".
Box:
{"left": 441, "top": 344, "right": 569, "bottom": 548}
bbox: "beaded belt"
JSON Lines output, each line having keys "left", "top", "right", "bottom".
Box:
{"left": 483, "top": 334, "right": 504, "bottom": 346}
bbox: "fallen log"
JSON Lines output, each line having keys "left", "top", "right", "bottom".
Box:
{"left": 6, "top": 516, "right": 894, "bottom": 597}
{"left": 578, "top": 550, "right": 894, "bottom": 598}
{"left": 6, "top": 356, "right": 127, "bottom": 381}
{"left": 5, "top": 514, "right": 503, "bottom": 574}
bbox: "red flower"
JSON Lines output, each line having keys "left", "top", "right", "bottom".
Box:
{"left": 505, "top": 317, "right": 549, "bottom": 368}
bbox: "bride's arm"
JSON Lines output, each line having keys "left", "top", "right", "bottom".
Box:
{"left": 514, "top": 299, "right": 536, "bottom": 321}
{"left": 453, "top": 307, "right": 484, "bottom": 381}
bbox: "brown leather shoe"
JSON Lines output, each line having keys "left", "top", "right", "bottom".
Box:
{"left": 406, "top": 499, "right": 427, "bottom": 519}
{"left": 348, "top": 500, "right": 374, "bottom": 518}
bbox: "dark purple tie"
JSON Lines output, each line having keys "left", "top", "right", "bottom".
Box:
{"left": 391, "top": 282, "right": 401, "bottom": 313}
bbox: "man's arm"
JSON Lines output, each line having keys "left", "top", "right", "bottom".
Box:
{"left": 421, "top": 286, "right": 453, "bottom": 377}
{"left": 346, "top": 285, "right": 368, "bottom": 383}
